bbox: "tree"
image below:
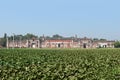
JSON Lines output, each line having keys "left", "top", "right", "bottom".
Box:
{"left": 24, "top": 33, "right": 38, "bottom": 40}
{"left": 0, "top": 33, "right": 7, "bottom": 47}
{"left": 93, "top": 38, "right": 99, "bottom": 41}
{"left": 52, "top": 34, "right": 63, "bottom": 39}
{"left": 114, "top": 41, "right": 120, "bottom": 48}
{"left": 7, "top": 33, "right": 38, "bottom": 41}
{"left": 100, "top": 38, "right": 107, "bottom": 41}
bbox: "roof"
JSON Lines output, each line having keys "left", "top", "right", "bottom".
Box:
{"left": 46, "top": 39, "right": 73, "bottom": 42}
{"left": 80, "top": 37, "right": 92, "bottom": 40}
{"left": 93, "top": 40, "right": 115, "bottom": 43}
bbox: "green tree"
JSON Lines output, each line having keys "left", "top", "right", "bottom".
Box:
{"left": 93, "top": 38, "right": 99, "bottom": 41}
{"left": 0, "top": 33, "right": 7, "bottom": 47}
{"left": 52, "top": 34, "right": 63, "bottom": 39}
{"left": 8, "top": 33, "right": 38, "bottom": 41}
{"left": 100, "top": 38, "right": 107, "bottom": 41}
{"left": 24, "top": 33, "right": 38, "bottom": 40}
{"left": 114, "top": 41, "right": 120, "bottom": 48}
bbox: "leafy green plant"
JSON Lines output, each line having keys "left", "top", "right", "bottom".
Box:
{"left": 0, "top": 49, "right": 120, "bottom": 79}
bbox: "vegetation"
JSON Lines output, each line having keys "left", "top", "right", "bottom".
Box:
{"left": 52, "top": 34, "right": 63, "bottom": 39}
{"left": 8, "top": 33, "right": 38, "bottom": 41}
{"left": 0, "top": 49, "right": 120, "bottom": 80}
{"left": 114, "top": 41, "right": 120, "bottom": 48}
{"left": 5, "top": 33, "right": 65, "bottom": 41}
{"left": 0, "top": 33, "right": 7, "bottom": 47}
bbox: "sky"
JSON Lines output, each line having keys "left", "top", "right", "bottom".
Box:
{"left": 0, "top": 0, "right": 120, "bottom": 40}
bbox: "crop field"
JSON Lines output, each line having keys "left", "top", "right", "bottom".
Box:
{"left": 0, "top": 49, "right": 120, "bottom": 80}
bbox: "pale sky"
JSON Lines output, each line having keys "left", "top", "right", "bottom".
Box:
{"left": 0, "top": 0, "right": 120, "bottom": 40}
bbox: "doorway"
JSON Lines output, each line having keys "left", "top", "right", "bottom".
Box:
{"left": 58, "top": 43, "right": 61, "bottom": 48}
{"left": 83, "top": 43, "right": 86, "bottom": 48}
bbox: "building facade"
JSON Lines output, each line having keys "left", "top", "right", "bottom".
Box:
{"left": 6, "top": 37, "right": 115, "bottom": 49}
{"left": 42, "top": 40, "right": 73, "bottom": 48}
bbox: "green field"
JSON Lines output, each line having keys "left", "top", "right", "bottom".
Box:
{"left": 0, "top": 49, "right": 120, "bottom": 80}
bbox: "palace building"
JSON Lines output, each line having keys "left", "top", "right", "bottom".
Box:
{"left": 6, "top": 36, "right": 115, "bottom": 49}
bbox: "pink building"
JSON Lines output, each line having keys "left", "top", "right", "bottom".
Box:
{"left": 43, "top": 39, "right": 73, "bottom": 48}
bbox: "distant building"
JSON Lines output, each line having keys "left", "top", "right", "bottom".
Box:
{"left": 43, "top": 39, "right": 73, "bottom": 48}
{"left": 6, "top": 36, "right": 115, "bottom": 49}
{"left": 92, "top": 41, "right": 115, "bottom": 48}
{"left": 26, "top": 38, "right": 40, "bottom": 48}
{"left": 8, "top": 40, "right": 27, "bottom": 48}
{"left": 77, "top": 37, "right": 93, "bottom": 48}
